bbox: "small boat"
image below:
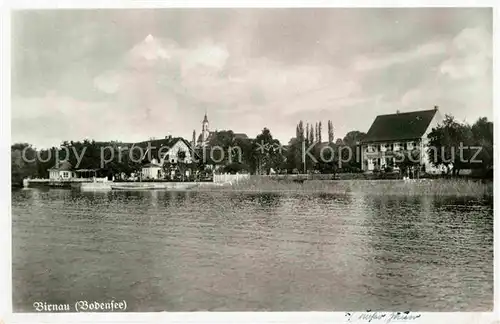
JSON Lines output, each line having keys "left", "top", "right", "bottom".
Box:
{"left": 110, "top": 182, "right": 199, "bottom": 191}
{"left": 111, "top": 184, "right": 158, "bottom": 190}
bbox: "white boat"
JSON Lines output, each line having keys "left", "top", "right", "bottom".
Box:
{"left": 110, "top": 182, "right": 199, "bottom": 191}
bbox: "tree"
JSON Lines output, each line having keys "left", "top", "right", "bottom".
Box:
{"left": 253, "top": 128, "right": 285, "bottom": 174}
{"left": 297, "top": 120, "right": 305, "bottom": 142}
{"left": 306, "top": 123, "right": 310, "bottom": 144}
{"left": 328, "top": 120, "right": 334, "bottom": 143}
{"left": 471, "top": 117, "right": 493, "bottom": 172}
{"left": 318, "top": 121, "right": 322, "bottom": 143}
{"left": 314, "top": 142, "right": 338, "bottom": 175}
{"left": 11, "top": 143, "right": 39, "bottom": 186}
{"left": 427, "top": 114, "right": 474, "bottom": 175}
{"left": 177, "top": 150, "right": 188, "bottom": 181}
{"left": 343, "top": 131, "right": 366, "bottom": 146}
{"left": 339, "top": 131, "right": 366, "bottom": 172}
{"left": 206, "top": 130, "right": 236, "bottom": 165}
{"left": 233, "top": 137, "right": 254, "bottom": 171}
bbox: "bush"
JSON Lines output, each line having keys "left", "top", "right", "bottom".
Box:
{"left": 222, "top": 162, "right": 250, "bottom": 174}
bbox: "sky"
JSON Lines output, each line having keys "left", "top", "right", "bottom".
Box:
{"left": 11, "top": 8, "right": 492, "bottom": 149}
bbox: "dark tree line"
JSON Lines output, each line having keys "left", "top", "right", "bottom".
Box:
{"left": 11, "top": 140, "right": 142, "bottom": 186}
{"left": 427, "top": 115, "right": 493, "bottom": 176}
{"left": 12, "top": 114, "right": 493, "bottom": 186}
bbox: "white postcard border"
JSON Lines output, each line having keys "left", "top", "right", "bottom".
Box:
{"left": 1, "top": 1, "right": 498, "bottom": 324}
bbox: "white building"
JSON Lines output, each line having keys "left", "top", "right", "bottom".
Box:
{"left": 141, "top": 159, "right": 163, "bottom": 180}
{"left": 136, "top": 137, "right": 197, "bottom": 180}
{"left": 360, "top": 107, "right": 445, "bottom": 174}
{"left": 48, "top": 161, "right": 76, "bottom": 180}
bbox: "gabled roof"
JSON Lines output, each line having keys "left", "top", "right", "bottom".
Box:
{"left": 48, "top": 160, "right": 73, "bottom": 171}
{"left": 361, "top": 109, "right": 438, "bottom": 143}
{"left": 133, "top": 137, "right": 198, "bottom": 162}
{"left": 142, "top": 162, "right": 162, "bottom": 168}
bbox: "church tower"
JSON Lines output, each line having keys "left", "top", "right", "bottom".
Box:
{"left": 201, "top": 111, "right": 210, "bottom": 145}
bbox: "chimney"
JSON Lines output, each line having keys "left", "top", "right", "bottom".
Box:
{"left": 434, "top": 105, "right": 438, "bottom": 111}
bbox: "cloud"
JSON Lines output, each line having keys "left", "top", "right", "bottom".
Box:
{"left": 353, "top": 40, "right": 447, "bottom": 71}
{"left": 93, "top": 35, "right": 364, "bottom": 115}
{"left": 395, "top": 26, "right": 492, "bottom": 126}
{"left": 439, "top": 26, "right": 492, "bottom": 79}
{"left": 12, "top": 9, "right": 492, "bottom": 147}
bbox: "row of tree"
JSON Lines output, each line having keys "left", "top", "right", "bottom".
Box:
{"left": 11, "top": 114, "right": 494, "bottom": 186}
{"left": 11, "top": 140, "right": 144, "bottom": 186}
{"left": 294, "top": 120, "right": 338, "bottom": 145}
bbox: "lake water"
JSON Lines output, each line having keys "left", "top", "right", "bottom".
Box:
{"left": 12, "top": 188, "right": 493, "bottom": 311}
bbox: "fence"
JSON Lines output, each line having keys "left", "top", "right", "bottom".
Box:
{"left": 213, "top": 173, "right": 250, "bottom": 184}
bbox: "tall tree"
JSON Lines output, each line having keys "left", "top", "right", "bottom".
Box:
{"left": 207, "top": 130, "right": 236, "bottom": 165}
{"left": 328, "top": 120, "right": 334, "bottom": 143}
{"left": 191, "top": 130, "right": 197, "bottom": 162}
{"left": 309, "top": 126, "right": 315, "bottom": 144}
{"left": 306, "top": 123, "right": 311, "bottom": 143}
{"left": 298, "top": 120, "right": 305, "bottom": 141}
{"left": 318, "top": 121, "right": 322, "bottom": 143}
{"left": 253, "top": 128, "right": 284, "bottom": 174}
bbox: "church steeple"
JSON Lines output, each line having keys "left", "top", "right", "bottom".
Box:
{"left": 200, "top": 110, "right": 210, "bottom": 146}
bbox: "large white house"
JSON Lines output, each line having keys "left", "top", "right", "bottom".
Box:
{"left": 134, "top": 137, "right": 197, "bottom": 180}
{"left": 360, "top": 107, "right": 445, "bottom": 174}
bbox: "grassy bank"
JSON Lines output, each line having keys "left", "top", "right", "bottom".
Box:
{"left": 197, "top": 176, "right": 493, "bottom": 197}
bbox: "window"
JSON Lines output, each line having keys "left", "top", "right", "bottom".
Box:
{"left": 367, "top": 158, "right": 374, "bottom": 171}
{"left": 63, "top": 172, "right": 69, "bottom": 178}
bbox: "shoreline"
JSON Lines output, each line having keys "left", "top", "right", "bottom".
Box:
{"left": 16, "top": 178, "right": 493, "bottom": 197}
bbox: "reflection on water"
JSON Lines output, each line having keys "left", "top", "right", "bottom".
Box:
{"left": 12, "top": 188, "right": 492, "bottom": 311}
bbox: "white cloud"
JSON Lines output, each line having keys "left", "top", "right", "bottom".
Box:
{"left": 93, "top": 35, "right": 365, "bottom": 116}
{"left": 353, "top": 40, "right": 447, "bottom": 71}
{"left": 440, "top": 26, "right": 492, "bottom": 79}
{"left": 182, "top": 40, "right": 229, "bottom": 71}
{"left": 93, "top": 71, "right": 121, "bottom": 94}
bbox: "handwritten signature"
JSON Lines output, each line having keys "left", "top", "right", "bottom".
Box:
{"left": 345, "top": 311, "right": 421, "bottom": 323}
